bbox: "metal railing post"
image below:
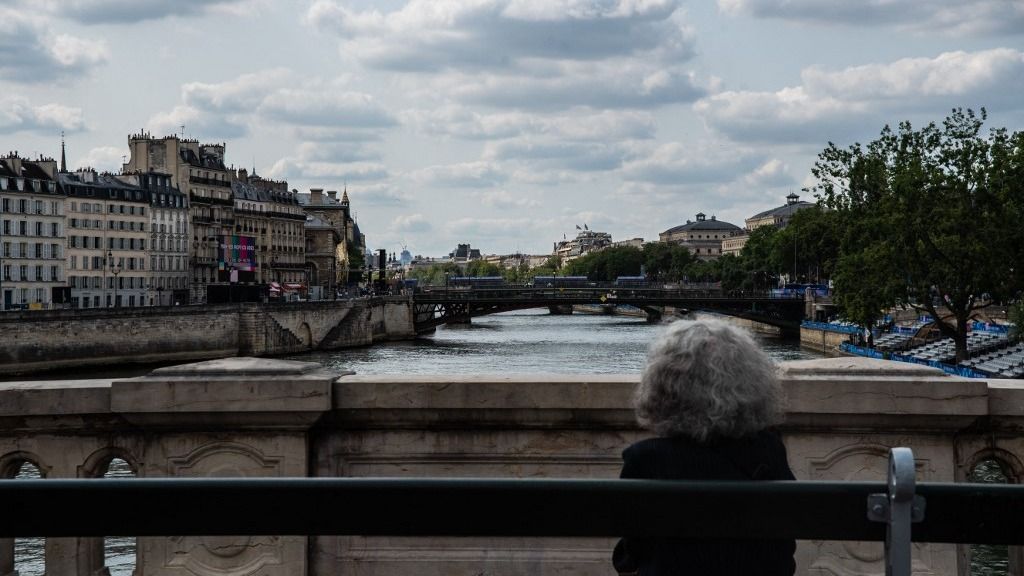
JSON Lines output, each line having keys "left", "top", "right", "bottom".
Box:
{"left": 867, "top": 447, "right": 926, "bottom": 576}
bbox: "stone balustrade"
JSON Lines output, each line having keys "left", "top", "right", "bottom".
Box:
{"left": 1, "top": 356, "right": 1021, "bottom": 576}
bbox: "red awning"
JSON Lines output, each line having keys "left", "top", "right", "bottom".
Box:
{"left": 284, "top": 283, "right": 305, "bottom": 290}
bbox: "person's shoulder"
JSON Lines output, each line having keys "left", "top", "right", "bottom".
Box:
{"left": 622, "top": 436, "right": 690, "bottom": 460}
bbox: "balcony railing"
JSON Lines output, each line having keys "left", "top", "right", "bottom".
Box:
{"left": 189, "top": 175, "right": 232, "bottom": 188}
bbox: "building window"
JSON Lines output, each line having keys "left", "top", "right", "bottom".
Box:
{"left": 51, "top": 223, "right": 58, "bottom": 236}
{"left": 50, "top": 266, "right": 59, "bottom": 281}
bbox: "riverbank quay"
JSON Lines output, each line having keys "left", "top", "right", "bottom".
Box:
{"left": 0, "top": 297, "right": 415, "bottom": 377}
{"left": 2, "top": 356, "right": 1021, "bottom": 576}
{"left": 827, "top": 321, "right": 1020, "bottom": 379}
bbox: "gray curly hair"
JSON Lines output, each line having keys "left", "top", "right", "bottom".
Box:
{"left": 635, "top": 318, "right": 784, "bottom": 441}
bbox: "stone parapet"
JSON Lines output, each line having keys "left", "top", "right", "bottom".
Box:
{"left": 1, "top": 357, "right": 1023, "bottom": 576}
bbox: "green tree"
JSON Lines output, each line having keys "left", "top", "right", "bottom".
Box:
{"left": 563, "top": 247, "right": 643, "bottom": 281}
{"left": 740, "top": 226, "right": 781, "bottom": 290}
{"left": 465, "top": 260, "right": 502, "bottom": 277}
{"left": 641, "top": 243, "right": 695, "bottom": 282}
{"left": 812, "top": 108, "right": 1024, "bottom": 361}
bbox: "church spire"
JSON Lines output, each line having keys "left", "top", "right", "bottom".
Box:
{"left": 60, "top": 131, "right": 67, "bottom": 173}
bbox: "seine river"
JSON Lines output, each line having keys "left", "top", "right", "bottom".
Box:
{"left": 9, "top": 309, "right": 1005, "bottom": 575}
{"left": 288, "top": 308, "right": 821, "bottom": 374}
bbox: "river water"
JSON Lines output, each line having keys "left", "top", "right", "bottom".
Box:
{"left": 9, "top": 310, "right": 1006, "bottom": 575}
{"left": 288, "top": 308, "right": 821, "bottom": 374}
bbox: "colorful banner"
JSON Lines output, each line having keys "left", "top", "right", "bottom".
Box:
{"left": 217, "top": 235, "right": 257, "bottom": 272}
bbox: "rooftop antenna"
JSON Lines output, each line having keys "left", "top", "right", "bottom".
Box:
{"left": 180, "top": 125, "right": 186, "bottom": 139}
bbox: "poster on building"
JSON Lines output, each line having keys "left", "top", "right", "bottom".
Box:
{"left": 217, "top": 235, "right": 257, "bottom": 282}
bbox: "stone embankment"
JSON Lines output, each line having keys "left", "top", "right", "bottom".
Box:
{"left": 0, "top": 297, "right": 415, "bottom": 376}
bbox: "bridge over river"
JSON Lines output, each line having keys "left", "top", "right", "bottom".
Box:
{"left": 412, "top": 285, "right": 809, "bottom": 334}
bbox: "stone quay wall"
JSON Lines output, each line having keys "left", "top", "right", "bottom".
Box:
{"left": 800, "top": 324, "right": 852, "bottom": 355}
{"left": 1, "top": 357, "right": 1022, "bottom": 576}
{"left": 0, "top": 297, "right": 415, "bottom": 376}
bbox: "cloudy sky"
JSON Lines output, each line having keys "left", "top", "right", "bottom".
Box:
{"left": 3, "top": 0, "right": 1023, "bottom": 257}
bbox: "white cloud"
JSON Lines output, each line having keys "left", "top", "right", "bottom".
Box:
{"left": 484, "top": 139, "right": 631, "bottom": 172}
{"left": 718, "top": 0, "right": 1024, "bottom": 37}
{"left": 391, "top": 213, "right": 433, "bottom": 233}
{"left": 0, "top": 11, "right": 109, "bottom": 82}
{"left": 694, "top": 48, "right": 1024, "bottom": 144}
{"left": 445, "top": 216, "right": 547, "bottom": 238}
{"left": 36, "top": 0, "right": 255, "bottom": 24}
{"left": 74, "top": 146, "right": 125, "bottom": 172}
{"left": 181, "top": 69, "right": 292, "bottom": 112}
{"left": 268, "top": 157, "right": 389, "bottom": 182}
{"left": 479, "top": 189, "right": 541, "bottom": 209}
{"left": 307, "top": 0, "right": 704, "bottom": 111}
{"left": 0, "top": 97, "right": 85, "bottom": 134}
{"left": 147, "top": 105, "right": 249, "bottom": 140}
{"left": 293, "top": 142, "right": 380, "bottom": 164}
{"left": 440, "top": 62, "right": 705, "bottom": 110}
{"left": 148, "top": 70, "right": 398, "bottom": 143}
{"left": 742, "top": 158, "right": 795, "bottom": 188}
{"left": 410, "top": 161, "right": 508, "bottom": 188}
{"left": 260, "top": 90, "right": 397, "bottom": 128}
{"left": 308, "top": 0, "right": 692, "bottom": 71}
{"left": 407, "top": 107, "right": 656, "bottom": 142}
{"left": 620, "top": 141, "right": 763, "bottom": 184}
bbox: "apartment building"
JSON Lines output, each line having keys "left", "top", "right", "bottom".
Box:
{"left": 0, "top": 154, "right": 66, "bottom": 311}
{"left": 60, "top": 170, "right": 150, "bottom": 308}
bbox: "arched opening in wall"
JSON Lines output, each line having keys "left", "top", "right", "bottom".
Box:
{"left": 10, "top": 461, "right": 45, "bottom": 576}
{"left": 299, "top": 321, "right": 313, "bottom": 349}
{"left": 103, "top": 457, "right": 137, "bottom": 576}
{"left": 969, "top": 458, "right": 1012, "bottom": 576}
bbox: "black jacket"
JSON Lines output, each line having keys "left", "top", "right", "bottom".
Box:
{"left": 613, "top": 431, "right": 796, "bottom": 576}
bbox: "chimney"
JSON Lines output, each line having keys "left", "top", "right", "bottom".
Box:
{"left": 310, "top": 188, "right": 324, "bottom": 205}
{"left": 4, "top": 154, "right": 23, "bottom": 176}
{"left": 327, "top": 190, "right": 337, "bottom": 202}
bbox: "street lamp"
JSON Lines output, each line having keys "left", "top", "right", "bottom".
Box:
{"left": 108, "top": 250, "right": 122, "bottom": 307}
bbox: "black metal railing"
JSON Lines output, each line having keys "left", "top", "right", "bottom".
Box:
{"left": 3, "top": 449, "right": 1023, "bottom": 575}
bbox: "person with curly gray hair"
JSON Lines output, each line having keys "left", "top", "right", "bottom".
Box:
{"left": 613, "top": 318, "right": 796, "bottom": 576}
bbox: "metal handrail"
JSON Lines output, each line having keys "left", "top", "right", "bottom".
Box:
{"left": 1, "top": 475, "right": 1021, "bottom": 541}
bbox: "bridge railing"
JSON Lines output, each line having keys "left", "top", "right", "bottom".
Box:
{"left": 415, "top": 286, "right": 803, "bottom": 300}
{"left": 5, "top": 449, "right": 1023, "bottom": 576}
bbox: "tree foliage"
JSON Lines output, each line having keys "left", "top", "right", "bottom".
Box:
{"left": 811, "top": 108, "right": 1024, "bottom": 361}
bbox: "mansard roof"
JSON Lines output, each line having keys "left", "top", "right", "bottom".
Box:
{"left": 662, "top": 215, "right": 742, "bottom": 235}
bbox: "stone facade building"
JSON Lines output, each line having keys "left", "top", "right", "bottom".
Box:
{"left": 231, "top": 170, "right": 306, "bottom": 286}
{"left": 553, "top": 229, "right": 613, "bottom": 262}
{"left": 659, "top": 212, "right": 742, "bottom": 260}
{"left": 123, "top": 132, "right": 234, "bottom": 303}
{"left": 60, "top": 170, "right": 151, "bottom": 308}
{"left": 301, "top": 188, "right": 365, "bottom": 296}
{"left": 115, "top": 171, "right": 189, "bottom": 306}
{"left": 0, "top": 154, "right": 65, "bottom": 310}
{"left": 303, "top": 213, "right": 341, "bottom": 298}
{"left": 721, "top": 193, "right": 816, "bottom": 257}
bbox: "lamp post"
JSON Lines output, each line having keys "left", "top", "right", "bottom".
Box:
{"left": 108, "top": 250, "right": 122, "bottom": 307}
